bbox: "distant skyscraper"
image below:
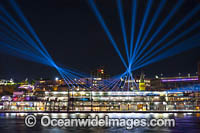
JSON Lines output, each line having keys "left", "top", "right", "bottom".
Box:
{"left": 91, "top": 67, "right": 110, "bottom": 89}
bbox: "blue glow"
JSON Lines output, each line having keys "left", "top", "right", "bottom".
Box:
{"left": 129, "top": 0, "right": 137, "bottom": 63}
{"left": 134, "top": 20, "right": 200, "bottom": 68}
{"left": 101, "top": 79, "right": 119, "bottom": 90}
{"left": 132, "top": 0, "right": 166, "bottom": 64}
{"left": 133, "top": 34, "right": 200, "bottom": 71}
{"left": 0, "top": 41, "right": 51, "bottom": 66}
{"left": 0, "top": 0, "right": 199, "bottom": 91}
{"left": 133, "top": 6, "right": 200, "bottom": 69}
{"left": 9, "top": 0, "right": 52, "bottom": 61}
{"left": 132, "top": 0, "right": 184, "bottom": 65}
{"left": 131, "top": 0, "right": 153, "bottom": 65}
{"left": 117, "top": 0, "right": 129, "bottom": 63}
{"left": 0, "top": 5, "right": 50, "bottom": 63}
{"left": 88, "top": 0, "right": 128, "bottom": 68}
{"left": 111, "top": 79, "right": 121, "bottom": 91}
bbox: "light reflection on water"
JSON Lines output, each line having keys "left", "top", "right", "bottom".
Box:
{"left": 0, "top": 112, "right": 192, "bottom": 118}
{"left": 0, "top": 113, "right": 200, "bottom": 133}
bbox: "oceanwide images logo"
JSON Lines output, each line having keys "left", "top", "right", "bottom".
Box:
{"left": 24, "top": 114, "right": 176, "bottom": 129}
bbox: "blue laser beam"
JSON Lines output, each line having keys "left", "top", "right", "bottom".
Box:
{"left": 101, "top": 79, "right": 119, "bottom": 91}
{"left": 8, "top": 0, "right": 59, "bottom": 71}
{"left": 131, "top": 0, "right": 153, "bottom": 65}
{"left": 132, "top": 0, "right": 184, "bottom": 65}
{"left": 117, "top": 0, "right": 130, "bottom": 63}
{"left": 129, "top": 0, "right": 137, "bottom": 62}
{"left": 0, "top": 0, "right": 94, "bottom": 88}
{"left": 0, "top": 41, "right": 51, "bottom": 66}
{"left": 133, "top": 5, "right": 200, "bottom": 68}
{"left": 7, "top": 0, "right": 76, "bottom": 84}
{"left": 134, "top": 20, "right": 200, "bottom": 68}
{"left": 0, "top": 5, "right": 50, "bottom": 62}
{"left": 0, "top": 26, "right": 48, "bottom": 61}
{"left": 9, "top": 0, "right": 52, "bottom": 61}
{"left": 133, "top": 34, "right": 200, "bottom": 71}
{"left": 133, "top": 0, "right": 166, "bottom": 63}
{"left": 88, "top": 0, "right": 128, "bottom": 68}
{"left": 111, "top": 79, "right": 121, "bottom": 91}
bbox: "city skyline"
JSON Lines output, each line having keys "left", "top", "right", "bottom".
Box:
{"left": 0, "top": 1, "right": 200, "bottom": 132}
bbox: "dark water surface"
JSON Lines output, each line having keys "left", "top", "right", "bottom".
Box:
{"left": 0, "top": 113, "right": 200, "bottom": 133}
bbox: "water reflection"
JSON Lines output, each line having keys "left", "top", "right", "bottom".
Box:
{"left": 0, "top": 112, "right": 183, "bottom": 118}
{"left": 0, "top": 113, "right": 200, "bottom": 133}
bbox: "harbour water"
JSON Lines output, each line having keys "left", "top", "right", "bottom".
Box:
{"left": 0, "top": 113, "right": 200, "bottom": 133}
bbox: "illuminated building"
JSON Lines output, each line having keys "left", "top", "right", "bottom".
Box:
{"left": 91, "top": 67, "right": 110, "bottom": 89}
{"left": 0, "top": 79, "right": 15, "bottom": 85}
{"left": 1, "top": 88, "right": 200, "bottom": 112}
{"left": 1, "top": 72, "right": 200, "bottom": 112}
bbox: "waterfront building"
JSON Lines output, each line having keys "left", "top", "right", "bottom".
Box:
{"left": 1, "top": 85, "right": 200, "bottom": 112}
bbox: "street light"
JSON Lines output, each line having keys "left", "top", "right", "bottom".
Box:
{"left": 55, "top": 77, "right": 59, "bottom": 81}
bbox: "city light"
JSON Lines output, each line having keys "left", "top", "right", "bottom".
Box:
{"left": 55, "top": 77, "right": 59, "bottom": 81}
{"left": 0, "top": 0, "right": 200, "bottom": 132}
{"left": 0, "top": 0, "right": 199, "bottom": 111}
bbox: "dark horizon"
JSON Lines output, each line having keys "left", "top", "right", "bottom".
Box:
{"left": 0, "top": 0, "right": 200, "bottom": 80}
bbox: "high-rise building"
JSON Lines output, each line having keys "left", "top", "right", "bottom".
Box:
{"left": 91, "top": 67, "right": 110, "bottom": 89}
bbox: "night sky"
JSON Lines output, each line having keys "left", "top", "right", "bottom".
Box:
{"left": 0, "top": 0, "right": 200, "bottom": 81}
